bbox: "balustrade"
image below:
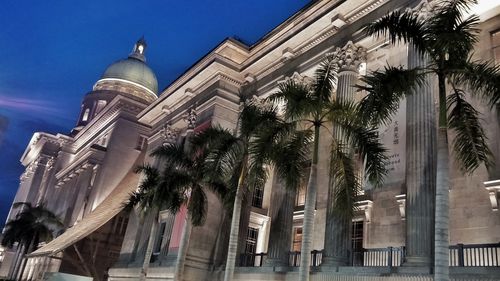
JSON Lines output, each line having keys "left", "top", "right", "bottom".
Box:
{"left": 237, "top": 243, "right": 500, "bottom": 268}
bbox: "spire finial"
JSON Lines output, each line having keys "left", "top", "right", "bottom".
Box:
{"left": 129, "top": 36, "right": 147, "bottom": 62}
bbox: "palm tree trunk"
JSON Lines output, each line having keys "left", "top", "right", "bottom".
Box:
{"left": 223, "top": 155, "right": 248, "bottom": 281}
{"left": 174, "top": 212, "right": 193, "bottom": 281}
{"left": 139, "top": 212, "right": 159, "bottom": 281}
{"left": 299, "top": 125, "right": 320, "bottom": 281}
{"left": 434, "top": 72, "right": 450, "bottom": 281}
{"left": 434, "top": 127, "right": 450, "bottom": 281}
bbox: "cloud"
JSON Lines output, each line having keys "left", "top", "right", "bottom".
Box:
{"left": 0, "top": 95, "right": 65, "bottom": 116}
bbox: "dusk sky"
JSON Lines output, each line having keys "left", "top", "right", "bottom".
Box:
{"left": 0, "top": 0, "right": 310, "bottom": 227}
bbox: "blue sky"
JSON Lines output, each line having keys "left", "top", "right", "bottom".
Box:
{"left": 0, "top": 0, "right": 310, "bottom": 227}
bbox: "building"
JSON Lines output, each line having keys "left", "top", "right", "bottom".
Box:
{"left": 2, "top": 0, "right": 500, "bottom": 280}
{"left": 1, "top": 38, "right": 159, "bottom": 281}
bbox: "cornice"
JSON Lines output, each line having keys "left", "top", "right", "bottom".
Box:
{"left": 54, "top": 148, "right": 104, "bottom": 183}
{"left": 72, "top": 96, "right": 146, "bottom": 151}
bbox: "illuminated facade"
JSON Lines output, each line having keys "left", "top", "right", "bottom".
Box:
{"left": 2, "top": 0, "right": 500, "bottom": 281}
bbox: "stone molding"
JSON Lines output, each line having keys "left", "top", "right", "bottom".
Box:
{"left": 395, "top": 194, "right": 406, "bottom": 220}
{"left": 484, "top": 179, "right": 500, "bottom": 211}
{"left": 354, "top": 200, "right": 373, "bottom": 222}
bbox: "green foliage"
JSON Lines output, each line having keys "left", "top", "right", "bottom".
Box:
{"left": 2, "top": 203, "right": 63, "bottom": 250}
{"left": 127, "top": 142, "right": 230, "bottom": 226}
{"left": 447, "top": 89, "right": 493, "bottom": 173}
{"left": 360, "top": 0, "right": 500, "bottom": 173}
{"left": 269, "top": 56, "right": 389, "bottom": 216}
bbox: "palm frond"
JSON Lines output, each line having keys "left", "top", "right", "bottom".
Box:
{"left": 428, "top": 13, "right": 479, "bottom": 63}
{"left": 272, "top": 130, "right": 312, "bottom": 191}
{"left": 331, "top": 102, "right": 388, "bottom": 187}
{"left": 329, "top": 144, "right": 360, "bottom": 219}
{"left": 188, "top": 185, "right": 207, "bottom": 226}
{"left": 246, "top": 156, "right": 269, "bottom": 196}
{"left": 447, "top": 88, "right": 493, "bottom": 173}
{"left": 364, "top": 10, "right": 428, "bottom": 55}
{"left": 314, "top": 54, "right": 337, "bottom": 104}
{"left": 450, "top": 59, "right": 500, "bottom": 106}
{"left": 357, "top": 66, "right": 426, "bottom": 126}
{"left": 268, "top": 80, "right": 316, "bottom": 122}
{"left": 152, "top": 144, "right": 192, "bottom": 170}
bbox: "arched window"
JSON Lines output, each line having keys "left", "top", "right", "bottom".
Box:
{"left": 82, "top": 108, "right": 90, "bottom": 122}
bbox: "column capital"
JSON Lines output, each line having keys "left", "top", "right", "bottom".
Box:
{"left": 161, "top": 123, "right": 179, "bottom": 146}
{"left": 407, "top": 0, "right": 437, "bottom": 19}
{"left": 329, "top": 41, "right": 366, "bottom": 73}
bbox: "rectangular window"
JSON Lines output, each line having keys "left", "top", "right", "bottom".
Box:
{"left": 492, "top": 30, "right": 500, "bottom": 64}
{"left": 351, "top": 221, "right": 364, "bottom": 266}
{"left": 241, "top": 227, "right": 259, "bottom": 266}
{"left": 135, "top": 135, "right": 148, "bottom": 150}
{"left": 244, "top": 227, "right": 259, "bottom": 254}
{"left": 251, "top": 185, "right": 264, "bottom": 208}
{"left": 292, "top": 227, "right": 302, "bottom": 251}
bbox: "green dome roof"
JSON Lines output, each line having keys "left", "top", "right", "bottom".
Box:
{"left": 101, "top": 57, "right": 158, "bottom": 94}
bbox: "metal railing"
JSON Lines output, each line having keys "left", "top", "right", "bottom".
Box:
{"left": 449, "top": 242, "right": 500, "bottom": 267}
{"left": 237, "top": 243, "right": 500, "bottom": 268}
{"left": 239, "top": 252, "right": 267, "bottom": 267}
{"left": 289, "top": 250, "right": 323, "bottom": 267}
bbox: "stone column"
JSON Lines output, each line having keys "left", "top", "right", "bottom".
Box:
{"left": 158, "top": 212, "right": 176, "bottom": 263}
{"left": 264, "top": 174, "right": 296, "bottom": 267}
{"left": 404, "top": 45, "right": 436, "bottom": 267}
{"left": 323, "top": 41, "right": 366, "bottom": 266}
{"left": 35, "top": 156, "right": 55, "bottom": 206}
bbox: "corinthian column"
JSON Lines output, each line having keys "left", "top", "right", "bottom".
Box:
{"left": 322, "top": 41, "right": 366, "bottom": 266}
{"left": 264, "top": 174, "right": 295, "bottom": 267}
{"left": 404, "top": 44, "right": 436, "bottom": 267}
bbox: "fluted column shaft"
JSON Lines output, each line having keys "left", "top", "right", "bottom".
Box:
{"left": 159, "top": 212, "right": 176, "bottom": 257}
{"left": 323, "top": 69, "right": 359, "bottom": 266}
{"left": 404, "top": 45, "right": 436, "bottom": 266}
{"left": 264, "top": 175, "right": 295, "bottom": 266}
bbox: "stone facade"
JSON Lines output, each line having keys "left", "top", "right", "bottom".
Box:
{"left": 3, "top": 1, "right": 500, "bottom": 281}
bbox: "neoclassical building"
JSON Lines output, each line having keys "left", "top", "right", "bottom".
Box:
{"left": 2, "top": 0, "right": 500, "bottom": 281}
{"left": 0, "top": 38, "right": 159, "bottom": 280}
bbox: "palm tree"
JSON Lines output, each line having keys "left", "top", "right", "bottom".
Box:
{"left": 2, "top": 202, "right": 63, "bottom": 280}
{"left": 195, "top": 100, "right": 312, "bottom": 281}
{"left": 127, "top": 140, "right": 229, "bottom": 281}
{"left": 360, "top": 1, "right": 500, "bottom": 280}
{"left": 268, "top": 55, "right": 388, "bottom": 281}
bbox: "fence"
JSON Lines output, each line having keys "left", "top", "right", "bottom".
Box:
{"left": 238, "top": 243, "right": 500, "bottom": 268}
{"left": 289, "top": 250, "right": 323, "bottom": 267}
{"left": 449, "top": 242, "right": 500, "bottom": 267}
{"left": 239, "top": 252, "right": 266, "bottom": 267}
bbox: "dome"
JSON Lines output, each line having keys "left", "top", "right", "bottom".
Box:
{"left": 96, "top": 38, "right": 158, "bottom": 95}
{"left": 100, "top": 57, "right": 158, "bottom": 94}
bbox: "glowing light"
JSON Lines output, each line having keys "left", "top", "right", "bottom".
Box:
{"left": 138, "top": 45, "right": 144, "bottom": 54}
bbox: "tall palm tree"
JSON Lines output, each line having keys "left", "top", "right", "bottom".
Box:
{"left": 195, "top": 100, "right": 312, "bottom": 281}
{"left": 360, "top": 1, "right": 500, "bottom": 280}
{"left": 2, "top": 202, "right": 63, "bottom": 280}
{"left": 269, "top": 55, "right": 388, "bottom": 281}
{"left": 127, "top": 140, "right": 229, "bottom": 281}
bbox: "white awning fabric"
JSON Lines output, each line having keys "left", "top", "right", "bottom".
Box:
{"left": 27, "top": 151, "right": 145, "bottom": 257}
